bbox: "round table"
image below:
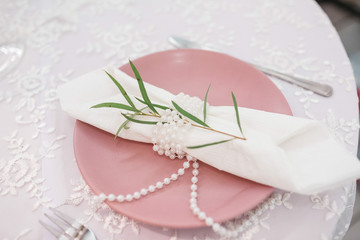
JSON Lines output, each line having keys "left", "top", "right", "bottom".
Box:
{"left": 0, "top": 0, "right": 358, "bottom": 239}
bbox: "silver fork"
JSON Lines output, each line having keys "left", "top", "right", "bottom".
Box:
{"left": 168, "top": 35, "right": 333, "bottom": 97}
{"left": 39, "top": 207, "right": 97, "bottom": 240}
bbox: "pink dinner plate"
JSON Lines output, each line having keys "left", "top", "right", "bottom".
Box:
{"left": 73, "top": 49, "right": 292, "bottom": 228}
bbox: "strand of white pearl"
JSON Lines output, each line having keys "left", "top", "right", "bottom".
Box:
{"left": 94, "top": 159, "right": 192, "bottom": 202}
{"left": 189, "top": 159, "right": 282, "bottom": 238}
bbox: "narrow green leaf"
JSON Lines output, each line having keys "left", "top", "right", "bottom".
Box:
{"left": 172, "top": 101, "right": 209, "bottom": 127}
{"left": 231, "top": 92, "right": 244, "bottom": 137}
{"left": 187, "top": 138, "right": 234, "bottom": 149}
{"left": 129, "top": 60, "right": 158, "bottom": 114}
{"left": 203, "top": 84, "right": 211, "bottom": 122}
{"left": 135, "top": 97, "right": 170, "bottom": 110}
{"left": 91, "top": 102, "right": 138, "bottom": 112}
{"left": 104, "top": 71, "right": 136, "bottom": 109}
{"left": 114, "top": 119, "right": 131, "bottom": 140}
{"left": 114, "top": 106, "right": 148, "bottom": 140}
{"left": 121, "top": 113, "right": 158, "bottom": 125}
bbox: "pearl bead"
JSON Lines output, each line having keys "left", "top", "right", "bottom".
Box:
{"left": 198, "top": 212, "right": 206, "bottom": 220}
{"left": 178, "top": 154, "right": 184, "bottom": 159}
{"left": 193, "top": 162, "right": 199, "bottom": 168}
{"left": 171, "top": 174, "right": 178, "bottom": 180}
{"left": 193, "top": 207, "right": 200, "bottom": 215}
{"left": 126, "top": 194, "right": 133, "bottom": 201}
{"left": 186, "top": 155, "right": 193, "bottom": 161}
{"left": 163, "top": 178, "right": 170, "bottom": 184}
{"left": 158, "top": 149, "right": 164, "bottom": 155}
{"left": 212, "top": 223, "right": 220, "bottom": 232}
{"left": 107, "top": 194, "right": 116, "bottom": 201}
{"left": 117, "top": 195, "right": 124, "bottom": 202}
{"left": 190, "top": 191, "right": 197, "bottom": 198}
{"left": 191, "top": 176, "right": 198, "bottom": 184}
{"left": 205, "top": 217, "right": 213, "bottom": 226}
{"left": 140, "top": 188, "right": 148, "bottom": 196}
{"left": 152, "top": 145, "right": 159, "bottom": 151}
{"left": 99, "top": 193, "right": 106, "bottom": 201}
{"left": 156, "top": 181, "right": 163, "bottom": 189}
{"left": 192, "top": 169, "right": 199, "bottom": 176}
{"left": 165, "top": 150, "right": 170, "bottom": 156}
{"left": 133, "top": 192, "right": 140, "bottom": 199}
{"left": 148, "top": 185, "right": 156, "bottom": 192}
{"left": 183, "top": 161, "right": 190, "bottom": 168}
{"left": 191, "top": 184, "right": 197, "bottom": 191}
{"left": 164, "top": 144, "right": 170, "bottom": 150}
{"left": 178, "top": 168, "right": 185, "bottom": 175}
{"left": 190, "top": 203, "right": 197, "bottom": 209}
{"left": 190, "top": 198, "right": 197, "bottom": 204}
{"left": 176, "top": 144, "right": 182, "bottom": 150}
{"left": 170, "top": 154, "right": 176, "bottom": 160}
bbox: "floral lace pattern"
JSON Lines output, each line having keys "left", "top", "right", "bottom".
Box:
{"left": 0, "top": 0, "right": 358, "bottom": 239}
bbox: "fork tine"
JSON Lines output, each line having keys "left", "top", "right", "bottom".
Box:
{"left": 45, "top": 213, "right": 71, "bottom": 231}
{"left": 50, "top": 207, "right": 83, "bottom": 230}
{"left": 39, "top": 220, "right": 62, "bottom": 238}
{"left": 50, "top": 207, "right": 75, "bottom": 225}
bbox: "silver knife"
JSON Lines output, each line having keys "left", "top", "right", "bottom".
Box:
{"left": 168, "top": 35, "right": 333, "bottom": 97}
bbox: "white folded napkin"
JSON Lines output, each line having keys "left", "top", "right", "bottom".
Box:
{"left": 58, "top": 66, "right": 360, "bottom": 195}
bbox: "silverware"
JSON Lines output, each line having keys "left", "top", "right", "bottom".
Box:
{"left": 39, "top": 207, "right": 97, "bottom": 240}
{"left": 168, "top": 35, "right": 333, "bottom": 97}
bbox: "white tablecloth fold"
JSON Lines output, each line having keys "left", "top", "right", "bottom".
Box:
{"left": 58, "top": 67, "right": 360, "bottom": 195}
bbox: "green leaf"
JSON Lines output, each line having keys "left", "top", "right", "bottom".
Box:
{"left": 231, "top": 92, "right": 244, "bottom": 137}
{"left": 129, "top": 60, "right": 158, "bottom": 114}
{"left": 121, "top": 113, "right": 158, "bottom": 125}
{"left": 91, "top": 102, "right": 138, "bottom": 112}
{"left": 203, "top": 84, "right": 211, "bottom": 122}
{"left": 187, "top": 138, "right": 234, "bottom": 149}
{"left": 114, "top": 118, "right": 131, "bottom": 140}
{"left": 172, "top": 101, "right": 209, "bottom": 127}
{"left": 135, "top": 97, "right": 170, "bottom": 110}
{"left": 104, "top": 71, "right": 136, "bottom": 109}
{"left": 114, "top": 106, "right": 148, "bottom": 140}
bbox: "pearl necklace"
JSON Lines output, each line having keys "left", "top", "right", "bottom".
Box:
{"left": 94, "top": 159, "right": 192, "bottom": 202}
{"left": 94, "top": 93, "right": 280, "bottom": 237}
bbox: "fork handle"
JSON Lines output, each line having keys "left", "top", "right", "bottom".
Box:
{"left": 252, "top": 64, "right": 333, "bottom": 97}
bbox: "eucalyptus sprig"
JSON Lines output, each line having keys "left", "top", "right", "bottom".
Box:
{"left": 91, "top": 60, "right": 246, "bottom": 149}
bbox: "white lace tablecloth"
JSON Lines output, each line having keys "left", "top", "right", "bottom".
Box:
{"left": 1, "top": 0, "right": 359, "bottom": 239}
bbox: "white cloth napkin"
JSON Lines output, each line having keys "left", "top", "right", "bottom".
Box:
{"left": 58, "top": 67, "right": 360, "bottom": 195}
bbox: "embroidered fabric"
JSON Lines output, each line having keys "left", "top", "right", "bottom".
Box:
{"left": 0, "top": 0, "right": 358, "bottom": 239}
